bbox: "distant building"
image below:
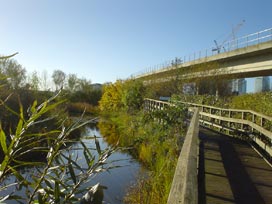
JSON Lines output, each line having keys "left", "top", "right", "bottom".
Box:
{"left": 91, "top": 83, "right": 102, "bottom": 90}
{"left": 231, "top": 78, "right": 247, "bottom": 95}
{"left": 255, "top": 76, "right": 270, "bottom": 92}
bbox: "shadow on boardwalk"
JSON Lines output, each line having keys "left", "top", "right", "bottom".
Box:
{"left": 198, "top": 128, "right": 272, "bottom": 204}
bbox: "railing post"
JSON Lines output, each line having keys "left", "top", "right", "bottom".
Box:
{"left": 227, "top": 110, "right": 232, "bottom": 134}
{"left": 241, "top": 111, "right": 244, "bottom": 130}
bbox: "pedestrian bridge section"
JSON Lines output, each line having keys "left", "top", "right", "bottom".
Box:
{"left": 143, "top": 98, "right": 272, "bottom": 204}
{"left": 134, "top": 28, "right": 272, "bottom": 83}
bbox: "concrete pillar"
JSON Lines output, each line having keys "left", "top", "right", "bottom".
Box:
{"left": 195, "top": 84, "right": 199, "bottom": 95}
{"left": 215, "top": 84, "right": 219, "bottom": 100}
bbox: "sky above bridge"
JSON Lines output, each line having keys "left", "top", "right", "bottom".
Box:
{"left": 0, "top": 0, "right": 271, "bottom": 92}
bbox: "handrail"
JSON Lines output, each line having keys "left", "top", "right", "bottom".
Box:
{"left": 144, "top": 98, "right": 272, "bottom": 157}
{"left": 182, "top": 101, "right": 272, "bottom": 122}
{"left": 144, "top": 98, "right": 199, "bottom": 204}
{"left": 167, "top": 107, "right": 199, "bottom": 204}
{"left": 144, "top": 98, "right": 272, "bottom": 203}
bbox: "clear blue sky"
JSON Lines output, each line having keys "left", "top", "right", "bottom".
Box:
{"left": 1, "top": 0, "right": 271, "bottom": 91}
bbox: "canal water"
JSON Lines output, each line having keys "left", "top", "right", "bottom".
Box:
{"left": 0, "top": 124, "right": 141, "bottom": 204}
{"left": 79, "top": 125, "right": 141, "bottom": 203}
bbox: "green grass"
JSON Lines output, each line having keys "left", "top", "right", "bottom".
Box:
{"left": 99, "top": 107, "right": 187, "bottom": 204}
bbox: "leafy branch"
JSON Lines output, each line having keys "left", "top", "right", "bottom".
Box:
{"left": 0, "top": 91, "right": 116, "bottom": 204}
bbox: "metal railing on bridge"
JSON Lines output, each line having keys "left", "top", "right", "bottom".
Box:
{"left": 132, "top": 27, "right": 272, "bottom": 79}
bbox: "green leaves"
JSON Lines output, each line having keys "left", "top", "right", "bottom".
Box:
{"left": 0, "top": 87, "right": 116, "bottom": 204}
{"left": 0, "top": 125, "right": 7, "bottom": 155}
{"left": 0, "top": 52, "right": 19, "bottom": 60}
{"left": 94, "top": 135, "right": 101, "bottom": 155}
{"left": 54, "top": 180, "right": 60, "bottom": 203}
{"left": 68, "top": 161, "right": 77, "bottom": 185}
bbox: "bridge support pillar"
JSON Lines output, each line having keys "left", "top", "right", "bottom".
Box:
{"left": 215, "top": 87, "right": 219, "bottom": 99}
{"left": 196, "top": 84, "right": 199, "bottom": 95}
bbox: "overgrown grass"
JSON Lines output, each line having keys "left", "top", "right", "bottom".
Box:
{"left": 99, "top": 103, "right": 187, "bottom": 203}
{"left": 67, "top": 102, "right": 99, "bottom": 115}
{"left": 173, "top": 92, "right": 272, "bottom": 117}
{"left": 229, "top": 92, "right": 272, "bottom": 116}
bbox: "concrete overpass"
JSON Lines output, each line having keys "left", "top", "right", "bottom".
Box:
{"left": 132, "top": 28, "right": 272, "bottom": 82}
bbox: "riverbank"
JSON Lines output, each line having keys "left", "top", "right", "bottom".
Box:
{"left": 98, "top": 107, "right": 187, "bottom": 204}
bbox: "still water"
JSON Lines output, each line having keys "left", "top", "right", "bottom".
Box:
{"left": 80, "top": 125, "right": 141, "bottom": 203}
{"left": 0, "top": 124, "right": 141, "bottom": 204}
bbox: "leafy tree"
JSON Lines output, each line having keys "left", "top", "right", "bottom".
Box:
{"left": 67, "top": 73, "right": 79, "bottom": 92}
{"left": 122, "top": 80, "right": 145, "bottom": 112}
{"left": 28, "top": 71, "right": 40, "bottom": 91}
{"left": 52, "top": 69, "right": 66, "bottom": 90}
{"left": 99, "top": 80, "right": 146, "bottom": 113}
{"left": 0, "top": 54, "right": 114, "bottom": 203}
{"left": 99, "top": 80, "right": 124, "bottom": 112}
{"left": 77, "top": 78, "right": 92, "bottom": 93}
{"left": 0, "top": 58, "right": 26, "bottom": 89}
{"left": 40, "top": 70, "right": 49, "bottom": 91}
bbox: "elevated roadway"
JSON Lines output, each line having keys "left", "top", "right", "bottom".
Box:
{"left": 134, "top": 28, "right": 272, "bottom": 82}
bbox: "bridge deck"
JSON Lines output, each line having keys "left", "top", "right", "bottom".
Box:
{"left": 198, "top": 128, "right": 272, "bottom": 204}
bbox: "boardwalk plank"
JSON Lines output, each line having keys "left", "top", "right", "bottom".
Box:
{"left": 198, "top": 128, "right": 272, "bottom": 204}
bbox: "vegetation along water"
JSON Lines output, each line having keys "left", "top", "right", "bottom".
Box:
{"left": 1, "top": 55, "right": 271, "bottom": 203}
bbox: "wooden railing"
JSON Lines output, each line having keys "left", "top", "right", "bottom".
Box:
{"left": 144, "top": 98, "right": 171, "bottom": 111}
{"left": 144, "top": 98, "right": 199, "bottom": 204}
{"left": 181, "top": 101, "right": 272, "bottom": 157}
{"left": 144, "top": 98, "right": 272, "bottom": 204}
{"left": 167, "top": 107, "right": 199, "bottom": 204}
{"left": 144, "top": 98, "right": 272, "bottom": 157}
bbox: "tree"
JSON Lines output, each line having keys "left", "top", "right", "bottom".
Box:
{"left": 67, "top": 74, "right": 79, "bottom": 92}
{"left": 40, "top": 70, "right": 49, "bottom": 91}
{"left": 122, "top": 79, "right": 145, "bottom": 112}
{"left": 28, "top": 71, "right": 40, "bottom": 90}
{"left": 52, "top": 69, "right": 66, "bottom": 90}
{"left": 0, "top": 58, "right": 26, "bottom": 89}
{"left": 78, "top": 77, "right": 92, "bottom": 93}
{"left": 99, "top": 81, "right": 124, "bottom": 112}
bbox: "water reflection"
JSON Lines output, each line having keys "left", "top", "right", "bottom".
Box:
{"left": 0, "top": 122, "right": 141, "bottom": 204}
{"left": 81, "top": 124, "right": 141, "bottom": 204}
{"left": 97, "top": 120, "right": 120, "bottom": 146}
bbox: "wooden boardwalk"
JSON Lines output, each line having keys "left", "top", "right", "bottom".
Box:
{"left": 198, "top": 128, "right": 272, "bottom": 204}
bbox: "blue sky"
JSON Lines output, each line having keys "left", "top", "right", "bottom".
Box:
{"left": 0, "top": 0, "right": 271, "bottom": 92}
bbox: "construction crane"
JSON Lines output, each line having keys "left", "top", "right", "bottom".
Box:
{"left": 212, "top": 20, "right": 245, "bottom": 53}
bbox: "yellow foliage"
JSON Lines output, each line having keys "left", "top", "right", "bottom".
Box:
{"left": 98, "top": 80, "right": 124, "bottom": 112}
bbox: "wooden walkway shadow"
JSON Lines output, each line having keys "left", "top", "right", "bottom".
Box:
{"left": 198, "top": 128, "right": 272, "bottom": 204}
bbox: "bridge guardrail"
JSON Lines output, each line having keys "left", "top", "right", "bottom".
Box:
{"left": 132, "top": 27, "right": 272, "bottom": 79}
{"left": 144, "top": 98, "right": 199, "bottom": 204}
{"left": 144, "top": 98, "right": 272, "bottom": 203}
{"left": 167, "top": 107, "right": 199, "bottom": 204}
{"left": 181, "top": 101, "right": 272, "bottom": 156}
{"left": 144, "top": 98, "right": 272, "bottom": 157}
